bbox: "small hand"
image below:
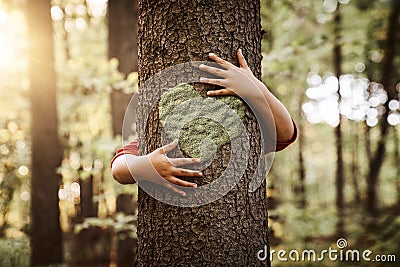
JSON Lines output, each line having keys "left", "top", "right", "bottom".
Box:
{"left": 199, "top": 49, "right": 263, "bottom": 100}
{"left": 146, "top": 139, "right": 202, "bottom": 196}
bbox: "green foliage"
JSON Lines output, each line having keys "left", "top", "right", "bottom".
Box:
{"left": 0, "top": 238, "right": 29, "bottom": 267}
{"left": 158, "top": 83, "right": 246, "bottom": 158}
{"left": 74, "top": 212, "right": 137, "bottom": 240}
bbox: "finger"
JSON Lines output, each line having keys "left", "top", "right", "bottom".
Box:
{"left": 167, "top": 176, "right": 198, "bottom": 188}
{"left": 209, "top": 53, "right": 235, "bottom": 69}
{"left": 199, "top": 64, "right": 227, "bottom": 77}
{"left": 172, "top": 167, "right": 203, "bottom": 177}
{"left": 162, "top": 181, "right": 187, "bottom": 196}
{"left": 169, "top": 157, "right": 201, "bottom": 166}
{"left": 160, "top": 139, "right": 178, "bottom": 154}
{"left": 206, "top": 89, "right": 237, "bottom": 97}
{"left": 199, "top": 77, "right": 226, "bottom": 87}
{"left": 237, "top": 48, "right": 249, "bottom": 69}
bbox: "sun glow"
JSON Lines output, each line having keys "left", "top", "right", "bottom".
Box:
{"left": 0, "top": 5, "right": 27, "bottom": 72}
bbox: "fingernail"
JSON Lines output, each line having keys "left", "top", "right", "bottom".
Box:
{"left": 209, "top": 53, "right": 215, "bottom": 57}
{"left": 181, "top": 192, "right": 186, "bottom": 196}
{"left": 199, "top": 64, "right": 205, "bottom": 69}
{"left": 198, "top": 172, "right": 203, "bottom": 176}
{"left": 192, "top": 183, "right": 197, "bottom": 188}
{"left": 206, "top": 91, "right": 211, "bottom": 95}
{"left": 200, "top": 77, "right": 205, "bottom": 82}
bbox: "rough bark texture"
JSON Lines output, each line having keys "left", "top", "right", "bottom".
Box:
{"left": 136, "top": 0, "right": 269, "bottom": 266}
{"left": 108, "top": 0, "right": 138, "bottom": 135}
{"left": 27, "top": 0, "right": 63, "bottom": 265}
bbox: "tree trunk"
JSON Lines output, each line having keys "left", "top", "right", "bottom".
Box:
{"left": 116, "top": 194, "right": 137, "bottom": 267}
{"left": 79, "top": 175, "right": 96, "bottom": 218}
{"left": 136, "top": 0, "right": 269, "bottom": 266}
{"left": 350, "top": 122, "right": 361, "bottom": 203}
{"left": 296, "top": 93, "right": 306, "bottom": 208}
{"left": 27, "top": 0, "right": 63, "bottom": 265}
{"left": 333, "top": 8, "right": 345, "bottom": 238}
{"left": 394, "top": 127, "right": 400, "bottom": 202}
{"left": 366, "top": 0, "right": 400, "bottom": 215}
{"left": 108, "top": 1, "right": 139, "bottom": 265}
{"left": 108, "top": 0, "right": 138, "bottom": 136}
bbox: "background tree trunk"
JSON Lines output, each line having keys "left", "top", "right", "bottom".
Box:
{"left": 366, "top": 0, "right": 400, "bottom": 215}
{"left": 333, "top": 7, "right": 345, "bottom": 238}
{"left": 394, "top": 127, "right": 400, "bottom": 202}
{"left": 108, "top": 0, "right": 138, "bottom": 136}
{"left": 136, "top": 0, "right": 269, "bottom": 266}
{"left": 296, "top": 92, "right": 306, "bottom": 209}
{"left": 79, "top": 174, "right": 96, "bottom": 218}
{"left": 350, "top": 122, "right": 361, "bottom": 203}
{"left": 108, "top": 1, "right": 139, "bottom": 266}
{"left": 27, "top": 0, "right": 63, "bottom": 265}
{"left": 116, "top": 194, "right": 137, "bottom": 267}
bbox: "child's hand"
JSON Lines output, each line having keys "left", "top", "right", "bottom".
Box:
{"left": 198, "top": 48, "right": 296, "bottom": 148}
{"left": 112, "top": 140, "right": 202, "bottom": 196}
{"left": 199, "top": 49, "right": 263, "bottom": 100}
{"left": 146, "top": 139, "right": 202, "bottom": 196}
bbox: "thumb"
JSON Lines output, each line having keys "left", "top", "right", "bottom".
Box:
{"left": 161, "top": 139, "right": 179, "bottom": 154}
{"left": 237, "top": 48, "right": 249, "bottom": 69}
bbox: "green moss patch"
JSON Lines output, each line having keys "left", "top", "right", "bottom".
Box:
{"left": 158, "top": 83, "right": 246, "bottom": 158}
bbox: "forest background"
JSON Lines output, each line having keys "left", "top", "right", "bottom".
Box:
{"left": 0, "top": 0, "right": 399, "bottom": 266}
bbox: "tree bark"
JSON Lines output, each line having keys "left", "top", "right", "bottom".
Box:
{"left": 333, "top": 7, "right": 345, "bottom": 238}
{"left": 27, "top": 0, "right": 63, "bottom": 265}
{"left": 366, "top": 0, "right": 400, "bottom": 215}
{"left": 108, "top": 0, "right": 138, "bottom": 136}
{"left": 136, "top": 0, "right": 269, "bottom": 266}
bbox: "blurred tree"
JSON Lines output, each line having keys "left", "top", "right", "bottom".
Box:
{"left": 136, "top": 0, "right": 269, "bottom": 266}
{"left": 108, "top": 0, "right": 138, "bottom": 136}
{"left": 26, "top": 0, "right": 63, "bottom": 265}
{"left": 108, "top": 1, "right": 138, "bottom": 266}
{"left": 296, "top": 93, "right": 307, "bottom": 209}
{"left": 366, "top": 0, "right": 400, "bottom": 215}
{"left": 350, "top": 122, "right": 361, "bottom": 203}
{"left": 333, "top": 5, "right": 345, "bottom": 238}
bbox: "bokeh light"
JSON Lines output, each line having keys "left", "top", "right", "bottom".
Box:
{"left": 302, "top": 72, "right": 393, "bottom": 127}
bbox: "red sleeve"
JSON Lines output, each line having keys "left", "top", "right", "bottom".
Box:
{"left": 110, "top": 140, "right": 138, "bottom": 167}
{"left": 266, "top": 119, "right": 298, "bottom": 153}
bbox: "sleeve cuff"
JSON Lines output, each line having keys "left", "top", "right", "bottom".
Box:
{"left": 265, "top": 119, "right": 298, "bottom": 153}
{"left": 110, "top": 140, "right": 139, "bottom": 167}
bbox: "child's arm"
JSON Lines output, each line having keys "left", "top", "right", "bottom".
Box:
{"left": 112, "top": 140, "right": 202, "bottom": 196}
{"left": 199, "top": 49, "right": 296, "bottom": 152}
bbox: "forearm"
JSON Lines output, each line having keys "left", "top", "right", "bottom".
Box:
{"left": 111, "top": 155, "right": 137, "bottom": 184}
{"left": 246, "top": 81, "right": 294, "bottom": 143}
